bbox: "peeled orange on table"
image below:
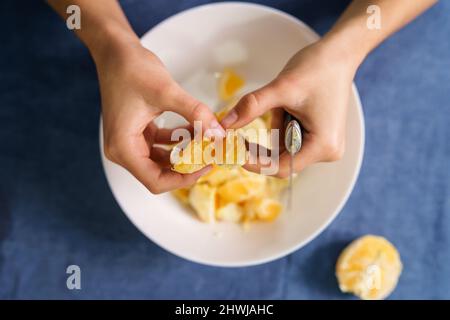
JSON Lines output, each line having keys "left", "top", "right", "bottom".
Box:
{"left": 336, "top": 235, "right": 402, "bottom": 300}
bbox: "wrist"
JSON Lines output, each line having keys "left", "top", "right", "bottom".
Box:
{"left": 320, "top": 27, "right": 369, "bottom": 74}
{"left": 86, "top": 23, "right": 141, "bottom": 65}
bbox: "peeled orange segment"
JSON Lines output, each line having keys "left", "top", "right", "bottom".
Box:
{"left": 336, "top": 235, "right": 402, "bottom": 300}
{"left": 240, "top": 117, "right": 268, "bottom": 132}
{"left": 172, "top": 188, "right": 190, "bottom": 205}
{"left": 218, "top": 68, "right": 244, "bottom": 101}
{"left": 198, "top": 165, "right": 240, "bottom": 186}
{"left": 171, "top": 138, "right": 212, "bottom": 174}
{"left": 216, "top": 203, "right": 243, "bottom": 223}
{"left": 243, "top": 197, "right": 282, "bottom": 222}
{"left": 172, "top": 163, "right": 206, "bottom": 174}
{"left": 242, "top": 201, "right": 257, "bottom": 221}
{"left": 237, "top": 167, "right": 272, "bottom": 185}
{"left": 171, "top": 133, "right": 247, "bottom": 174}
{"left": 217, "top": 176, "right": 266, "bottom": 203}
{"left": 239, "top": 117, "right": 271, "bottom": 149}
{"left": 217, "top": 131, "right": 247, "bottom": 166}
{"left": 237, "top": 166, "right": 261, "bottom": 178}
{"left": 188, "top": 184, "right": 216, "bottom": 223}
{"left": 256, "top": 199, "right": 282, "bottom": 221}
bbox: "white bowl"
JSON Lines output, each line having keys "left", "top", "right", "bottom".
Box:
{"left": 100, "top": 2, "right": 365, "bottom": 267}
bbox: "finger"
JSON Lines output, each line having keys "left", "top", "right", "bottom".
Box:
{"left": 112, "top": 134, "right": 212, "bottom": 194}
{"left": 154, "top": 126, "right": 194, "bottom": 144}
{"left": 157, "top": 165, "right": 213, "bottom": 192}
{"left": 149, "top": 146, "right": 172, "bottom": 167}
{"left": 242, "top": 134, "right": 321, "bottom": 177}
{"left": 163, "top": 86, "right": 225, "bottom": 139}
{"left": 275, "top": 139, "right": 321, "bottom": 178}
{"left": 146, "top": 122, "right": 194, "bottom": 144}
{"left": 125, "top": 152, "right": 212, "bottom": 194}
{"left": 220, "top": 82, "right": 284, "bottom": 129}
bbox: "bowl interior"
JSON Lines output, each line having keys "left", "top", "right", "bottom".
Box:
{"left": 100, "top": 3, "right": 364, "bottom": 267}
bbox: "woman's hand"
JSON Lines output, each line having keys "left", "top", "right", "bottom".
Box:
{"left": 96, "top": 39, "right": 224, "bottom": 193}
{"left": 220, "top": 40, "right": 357, "bottom": 177}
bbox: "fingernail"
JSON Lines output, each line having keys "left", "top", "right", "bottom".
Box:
{"left": 220, "top": 109, "right": 238, "bottom": 128}
{"left": 205, "top": 119, "right": 226, "bottom": 139}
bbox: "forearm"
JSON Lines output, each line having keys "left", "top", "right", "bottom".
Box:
{"left": 47, "top": 0, "right": 140, "bottom": 61}
{"left": 322, "top": 0, "right": 437, "bottom": 70}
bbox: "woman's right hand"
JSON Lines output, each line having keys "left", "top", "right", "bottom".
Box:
{"left": 220, "top": 40, "right": 356, "bottom": 177}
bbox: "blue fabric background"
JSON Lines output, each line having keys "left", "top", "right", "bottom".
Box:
{"left": 0, "top": 0, "right": 449, "bottom": 299}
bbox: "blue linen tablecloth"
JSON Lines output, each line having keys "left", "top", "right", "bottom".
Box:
{"left": 0, "top": 0, "right": 449, "bottom": 299}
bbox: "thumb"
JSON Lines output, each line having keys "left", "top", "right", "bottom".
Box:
{"left": 164, "top": 86, "right": 226, "bottom": 139}
{"left": 220, "top": 83, "right": 279, "bottom": 129}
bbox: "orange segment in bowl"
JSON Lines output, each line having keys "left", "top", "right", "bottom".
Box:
{"left": 216, "top": 202, "right": 243, "bottom": 222}
{"left": 336, "top": 235, "right": 402, "bottom": 300}
{"left": 188, "top": 184, "right": 216, "bottom": 223}
{"left": 243, "top": 197, "right": 282, "bottom": 222}
{"left": 218, "top": 68, "right": 244, "bottom": 101}
{"left": 198, "top": 165, "right": 240, "bottom": 186}
{"left": 172, "top": 188, "right": 190, "bottom": 205}
{"left": 256, "top": 198, "right": 282, "bottom": 221}
{"left": 217, "top": 175, "right": 266, "bottom": 203}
